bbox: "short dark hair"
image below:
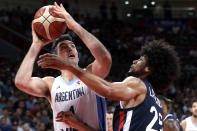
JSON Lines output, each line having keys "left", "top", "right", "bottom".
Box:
{"left": 192, "top": 99, "right": 197, "bottom": 104}
{"left": 51, "top": 34, "right": 73, "bottom": 54}
{"left": 141, "top": 40, "right": 181, "bottom": 92}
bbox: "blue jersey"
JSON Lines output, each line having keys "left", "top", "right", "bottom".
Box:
{"left": 113, "top": 80, "right": 163, "bottom": 131}
{"left": 164, "top": 114, "right": 183, "bottom": 131}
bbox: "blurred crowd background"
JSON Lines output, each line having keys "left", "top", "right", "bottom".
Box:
{"left": 0, "top": 0, "right": 197, "bottom": 130}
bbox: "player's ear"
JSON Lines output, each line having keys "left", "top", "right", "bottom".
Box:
{"left": 145, "top": 67, "right": 151, "bottom": 74}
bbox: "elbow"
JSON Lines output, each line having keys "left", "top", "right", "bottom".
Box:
{"left": 14, "top": 78, "right": 22, "bottom": 89}
{"left": 104, "top": 53, "right": 112, "bottom": 66}
{"left": 106, "top": 55, "right": 112, "bottom": 68}
{"left": 102, "top": 54, "right": 112, "bottom": 71}
{"left": 14, "top": 76, "right": 27, "bottom": 89}
{"left": 97, "top": 54, "right": 112, "bottom": 79}
{"left": 99, "top": 50, "right": 112, "bottom": 66}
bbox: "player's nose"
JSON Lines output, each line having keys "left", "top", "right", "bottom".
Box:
{"left": 67, "top": 46, "right": 72, "bottom": 52}
{"left": 133, "top": 60, "right": 137, "bottom": 64}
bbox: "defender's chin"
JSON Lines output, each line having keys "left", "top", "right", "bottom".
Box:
{"left": 127, "top": 71, "right": 135, "bottom": 77}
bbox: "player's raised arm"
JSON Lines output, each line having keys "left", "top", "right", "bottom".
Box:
{"left": 53, "top": 2, "right": 112, "bottom": 78}
{"left": 14, "top": 23, "right": 52, "bottom": 98}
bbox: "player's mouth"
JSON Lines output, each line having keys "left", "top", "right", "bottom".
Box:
{"left": 130, "top": 65, "right": 134, "bottom": 69}
{"left": 129, "top": 65, "right": 134, "bottom": 72}
{"left": 68, "top": 54, "right": 75, "bottom": 58}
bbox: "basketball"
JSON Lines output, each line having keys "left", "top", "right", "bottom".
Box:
{"left": 33, "top": 5, "right": 67, "bottom": 40}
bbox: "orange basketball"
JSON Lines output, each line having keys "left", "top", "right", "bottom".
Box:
{"left": 33, "top": 5, "right": 67, "bottom": 40}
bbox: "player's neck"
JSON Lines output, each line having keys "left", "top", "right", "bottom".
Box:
{"left": 192, "top": 115, "right": 197, "bottom": 123}
{"left": 61, "top": 70, "right": 76, "bottom": 82}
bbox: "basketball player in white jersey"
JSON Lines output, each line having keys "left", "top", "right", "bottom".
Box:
{"left": 14, "top": 2, "right": 111, "bottom": 131}
{"left": 181, "top": 99, "right": 197, "bottom": 131}
{"left": 38, "top": 40, "right": 180, "bottom": 131}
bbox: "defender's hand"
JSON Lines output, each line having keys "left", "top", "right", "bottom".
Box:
{"left": 37, "top": 53, "right": 71, "bottom": 70}
{"left": 56, "top": 111, "right": 81, "bottom": 129}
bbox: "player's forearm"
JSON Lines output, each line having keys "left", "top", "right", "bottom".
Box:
{"left": 67, "top": 66, "right": 132, "bottom": 101}
{"left": 68, "top": 66, "right": 112, "bottom": 98}
{"left": 72, "top": 23, "right": 111, "bottom": 63}
{"left": 15, "top": 43, "right": 42, "bottom": 88}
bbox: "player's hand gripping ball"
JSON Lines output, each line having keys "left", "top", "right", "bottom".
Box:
{"left": 33, "top": 5, "right": 67, "bottom": 41}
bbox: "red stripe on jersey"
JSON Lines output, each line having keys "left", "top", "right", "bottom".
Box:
{"left": 118, "top": 111, "right": 125, "bottom": 131}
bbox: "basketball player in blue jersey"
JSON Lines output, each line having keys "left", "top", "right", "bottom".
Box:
{"left": 14, "top": 2, "right": 111, "bottom": 131}
{"left": 38, "top": 39, "right": 180, "bottom": 131}
{"left": 181, "top": 99, "right": 197, "bottom": 131}
{"left": 158, "top": 95, "right": 183, "bottom": 131}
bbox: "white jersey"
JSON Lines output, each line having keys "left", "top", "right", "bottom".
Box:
{"left": 185, "top": 116, "right": 197, "bottom": 131}
{"left": 51, "top": 76, "right": 107, "bottom": 131}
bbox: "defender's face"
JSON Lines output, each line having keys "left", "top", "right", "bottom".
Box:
{"left": 57, "top": 40, "right": 79, "bottom": 65}
{"left": 128, "top": 56, "right": 148, "bottom": 77}
{"left": 191, "top": 102, "right": 197, "bottom": 117}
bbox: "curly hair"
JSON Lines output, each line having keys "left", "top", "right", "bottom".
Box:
{"left": 141, "top": 40, "right": 181, "bottom": 92}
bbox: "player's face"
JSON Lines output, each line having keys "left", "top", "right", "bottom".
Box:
{"left": 191, "top": 102, "right": 197, "bottom": 118}
{"left": 160, "top": 100, "right": 167, "bottom": 117}
{"left": 107, "top": 113, "right": 113, "bottom": 128}
{"left": 128, "top": 56, "right": 149, "bottom": 77}
{"left": 57, "top": 40, "right": 79, "bottom": 65}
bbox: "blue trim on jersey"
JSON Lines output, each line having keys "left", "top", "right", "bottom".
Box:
{"left": 59, "top": 76, "right": 78, "bottom": 86}
{"left": 96, "top": 95, "right": 106, "bottom": 131}
{"left": 164, "top": 114, "right": 183, "bottom": 131}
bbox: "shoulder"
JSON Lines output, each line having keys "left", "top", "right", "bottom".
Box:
{"left": 123, "top": 76, "right": 147, "bottom": 92}
{"left": 181, "top": 119, "right": 186, "bottom": 129}
{"left": 182, "top": 116, "right": 190, "bottom": 123}
{"left": 123, "top": 76, "right": 137, "bottom": 81}
{"left": 42, "top": 76, "right": 55, "bottom": 82}
{"left": 123, "top": 76, "right": 141, "bottom": 84}
{"left": 42, "top": 76, "right": 55, "bottom": 87}
{"left": 181, "top": 118, "right": 187, "bottom": 124}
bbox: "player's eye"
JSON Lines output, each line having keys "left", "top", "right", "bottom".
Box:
{"left": 71, "top": 44, "right": 75, "bottom": 48}
{"left": 60, "top": 45, "right": 67, "bottom": 50}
